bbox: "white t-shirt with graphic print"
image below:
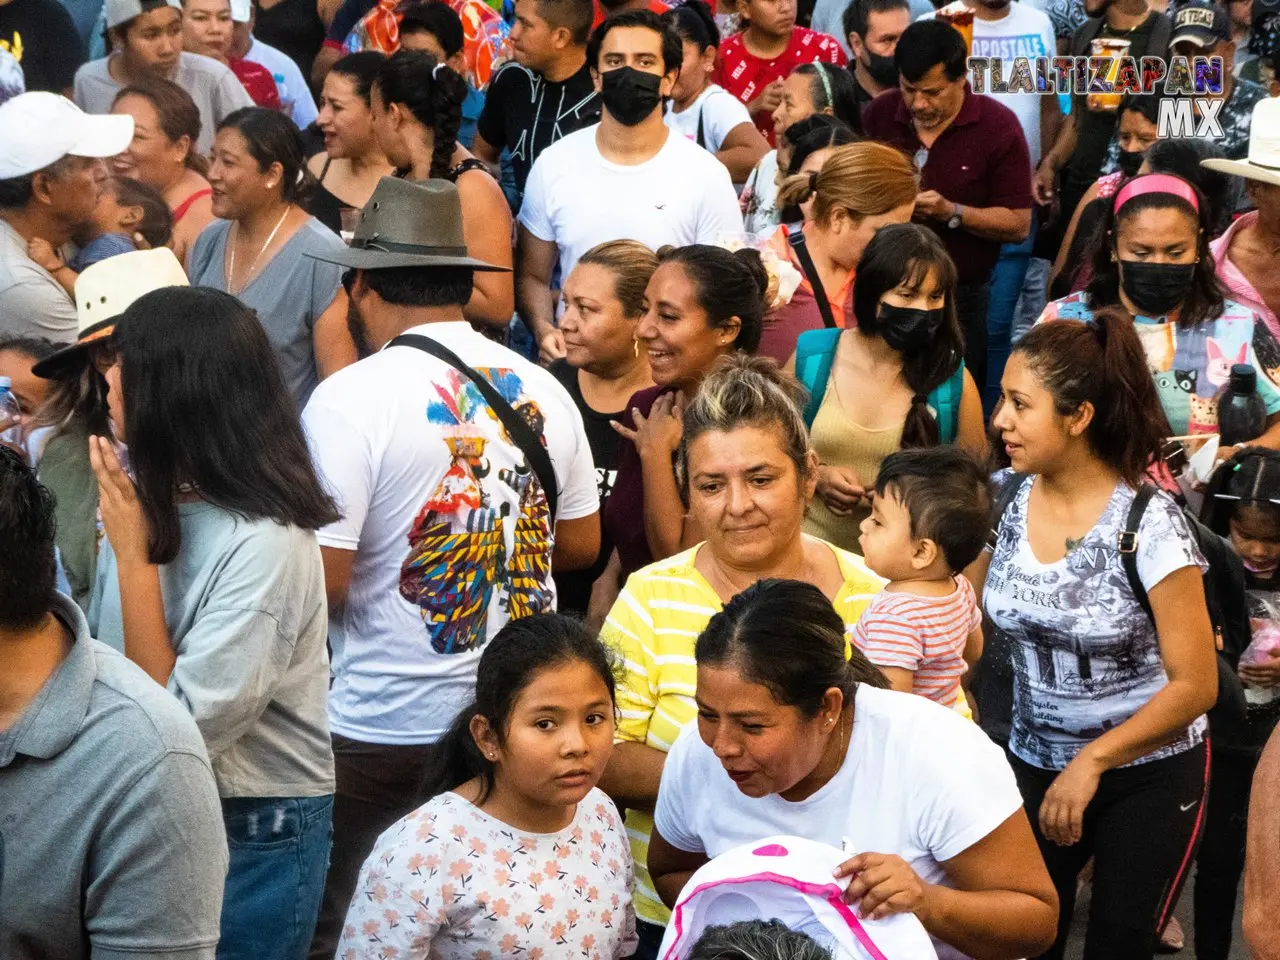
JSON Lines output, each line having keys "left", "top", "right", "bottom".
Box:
{"left": 302, "top": 322, "right": 599, "bottom": 746}
{"left": 984, "top": 475, "right": 1209, "bottom": 771}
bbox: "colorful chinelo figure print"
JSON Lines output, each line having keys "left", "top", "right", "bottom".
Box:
{"left": 400, "top": 368, "right": 553, "bottom": 654}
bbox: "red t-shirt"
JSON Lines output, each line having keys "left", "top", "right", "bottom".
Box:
{"left": 591, "top": 0, "right": 675, "bottom": 30}
{"left": 713, "top": 27, "right": 846, "bottom": 145}
{"left": 230, "top": 57, "right": 282, "bottom": 110}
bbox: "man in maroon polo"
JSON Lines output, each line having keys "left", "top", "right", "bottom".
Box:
{"left": 863, "top": 18, "right": 1031, "bottom": 390}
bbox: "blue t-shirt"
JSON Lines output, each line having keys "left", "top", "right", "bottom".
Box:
{"left": 69, "top": 231, "right": 135, "bottom": 272}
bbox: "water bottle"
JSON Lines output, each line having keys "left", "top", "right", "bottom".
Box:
{"left": 0, "top": 375, "right": 22, "bottom": 446}
{"left": 1217, "top": 363, "right": 1268, "bottom": 446}
{"left": 273, "top": 73, "right": 293, "bottom": 115}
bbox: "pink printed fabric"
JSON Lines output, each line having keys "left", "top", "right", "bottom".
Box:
{"left": 851, "top": 577, "right": 980, "bottom": 709}
{"left": 338, "top": 788, "right": 638, "bottom": 959}
{"left": 1212, "top": 211, "right": 1280, "bottom": 344}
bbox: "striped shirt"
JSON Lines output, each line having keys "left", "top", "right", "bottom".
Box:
{"left": 851, "top": 577, "right": 980, "bottom": 709}
{"left": 600, "top": 540, "right": 883, "bottom": 927}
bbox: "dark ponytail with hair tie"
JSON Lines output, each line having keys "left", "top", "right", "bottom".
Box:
{"left": 377, "top": 50, "right": 467, "bottom": 182}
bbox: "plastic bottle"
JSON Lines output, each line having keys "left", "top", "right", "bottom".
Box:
{"left": 0, "top": 375, "right": 22, "bottom": 446}
{"left": 1217, "top": 363, "right": 1268, "bottom": 446}
{"left": 273, "top": 73, "right": 292, "bottom": 115}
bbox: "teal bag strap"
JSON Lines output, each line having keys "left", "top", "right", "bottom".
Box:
{"left": 926, "top": 360, "right": 966, "bottom": 444}
{"left": 794, "top": 328, "right": 843, "bottom": 428}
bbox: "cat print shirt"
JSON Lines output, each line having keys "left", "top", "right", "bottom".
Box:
{"left": 339, "top": 789, "right": 638, "bottom": 960}
{"left": 1038, "top": 294, "right": 1280, "bottom": 435}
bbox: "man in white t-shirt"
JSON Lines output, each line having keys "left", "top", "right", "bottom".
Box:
{"left": 516, "top": 8, "right": 743, "bottom": 363}
{"left": 301, "top": 176, "right": 601, "bottom": 959}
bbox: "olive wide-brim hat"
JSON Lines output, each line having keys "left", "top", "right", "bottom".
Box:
{"left": 307, "top": 177, "right": 511, "bottom": 272}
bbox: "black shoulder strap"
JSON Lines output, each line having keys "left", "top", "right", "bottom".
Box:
{"left": 787, "top": 230, "right": 838, "bottom": 329}
{"left": 389, "top": 333, "right": 559, "bottom": 519}
{"left": 1120, "top": 483, "right": 1158, "bottom": 621}
{"left": 696, "top": 103, "right": 707, "bottom": 149}
{"left": 987, "top": 472, "right": 1029, "bottom": 552}
{"left": 1147, "top": 11, "right": 1173, "bottom": 60}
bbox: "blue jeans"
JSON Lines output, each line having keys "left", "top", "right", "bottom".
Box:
{"left": 984, "top": 218, "right": 1037, "bottom": 417}
{"left": 218, "top": 795, "right": 334, "bottom": 960}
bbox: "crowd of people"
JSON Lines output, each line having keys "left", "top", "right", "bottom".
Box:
{"left": 2, "top": 0, "right": 1280, "bottom": 956}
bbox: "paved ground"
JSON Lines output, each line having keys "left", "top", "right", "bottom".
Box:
{"left": 1064, "top": 878, "right": 1249, "bottom": 959}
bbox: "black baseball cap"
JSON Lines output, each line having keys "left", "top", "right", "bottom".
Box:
{"left": 1171, "top": 0, "right": 1232, "bottom": 48}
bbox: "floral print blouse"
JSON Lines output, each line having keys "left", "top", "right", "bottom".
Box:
{"left": 339, "top": 788, "right": 638, "bottom": 960}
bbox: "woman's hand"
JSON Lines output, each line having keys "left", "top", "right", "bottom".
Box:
{"left": 834, "top": 852, "right": 932, "bottom": 921}
{"left": 88, "top": 435, "right": 152, "bottom": 567}
{"left": 815, "top": 464, "right": 867, "bottom": 517}
{"left": 746, "top": 78, "right": 785, "bottom": 117}
{"left": 1240, "top": 649, "right": 1280, "bottom": 689}
{"left": 612, "top": 391, "right": 685, "bottom": 460}
{"left": 1039, "top": 750, "right": 1104, "bottom": 846}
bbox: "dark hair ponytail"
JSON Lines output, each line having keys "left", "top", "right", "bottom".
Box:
{"left": 664, "top": 0, "right": 719, "bottom": 49}
{"left": 656, "top": 244, "right": 768, "bottom": 354}
{"left": 695, "top": 579, "right": 888, "bottom": 719}
{"left": 1014, "top": 306, "right": 1171, "bottom": 484}
{"left": 377, "top": 50, "right": 468, "bottom": 181}
{"left": 420, "top": 613, "right": 620, "bottom": 804}
{"left": 216, "top": 107, "right": 316, "bottom": 205}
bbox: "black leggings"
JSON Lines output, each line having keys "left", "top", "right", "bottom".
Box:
{"left": 1010, "top": 742, "right": 1210, "bottom": 960}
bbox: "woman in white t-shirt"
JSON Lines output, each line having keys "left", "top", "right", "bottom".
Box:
{"left": 648, "top": 578, "right": 1059, "bottom": 960}
{"left": 978, "top": 307, "right": 1219, "bottom": 960}
{"left": 663, "top": 1, "right": 769, "bottom": 184}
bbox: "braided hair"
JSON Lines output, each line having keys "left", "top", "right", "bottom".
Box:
{"left": 376, "top": 50, "right": 468, "bottom": 181}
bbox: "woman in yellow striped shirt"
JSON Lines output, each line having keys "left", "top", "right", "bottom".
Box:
{"left": 597, "top": 354, "right": 884, "bottom": 959}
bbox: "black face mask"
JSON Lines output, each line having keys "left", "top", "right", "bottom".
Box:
{"left": 601, "top": 66, "right": 663, "bottom": 126}
{"left": 863, "top": 49, "right": 899, "bottom": 88}
{"left": 877, "top": 303, "right": 945, "bottom": 353}
{"left": 1116, "top": 148, "right": 1144, "bottom": 177}
{"left": 1118, "top": 259, "right": 1197, "bottom": 316}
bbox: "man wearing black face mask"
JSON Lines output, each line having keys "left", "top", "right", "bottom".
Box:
{"left": 843, "top": 0, "right": 910, "bottom": 111}
{"left": 516, "top": 9, "right": 742, "bottom": 363}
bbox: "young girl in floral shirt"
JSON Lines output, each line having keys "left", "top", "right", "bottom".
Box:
{"left": 339, "top": 615, "right": 637, "bottom": 960}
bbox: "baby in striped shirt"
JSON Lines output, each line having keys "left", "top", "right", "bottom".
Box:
{"left": 851, "top": 447, "right": 991, "bottom": 713}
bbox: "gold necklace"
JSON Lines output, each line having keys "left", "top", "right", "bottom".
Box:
{"left": 228, "top": 206, "right": 291, "bottom": 295}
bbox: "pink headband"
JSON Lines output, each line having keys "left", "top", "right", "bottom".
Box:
{"left": 1113, "top": 173, "right": 1200, "bottom": 214}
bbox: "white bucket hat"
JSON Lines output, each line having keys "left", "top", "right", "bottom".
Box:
{"left": 1202, "top": 97, "right": 1280, "bottom": 188}
{"left": 33, "top": 248, "right": 189, "bottom": 379}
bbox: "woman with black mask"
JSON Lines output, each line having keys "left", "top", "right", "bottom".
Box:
{"left": 1050, "top": 120, "right": 1232, "bottom": 299}
{"left": 1039, "top": 172, "right": 1280, "bottom": 453}
{"left": 787, "top": 223, "right": 987, "bottom": 553}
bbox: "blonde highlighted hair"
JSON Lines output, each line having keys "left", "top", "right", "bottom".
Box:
{"left": 776, "top": 141, "right": 918, "bottom": 226}
{"left": 575, "top": 239, "right": 660, "bottom": 318}
{"left": 677, "top": 354, "right": 813, "bottom": 495}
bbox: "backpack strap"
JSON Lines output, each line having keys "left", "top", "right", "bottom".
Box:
{"left": 794, "top": 327, "right": 843, "bottom": 429}
{"left": 788, "top": 229, "right": 838, "bottom": 330}
{"left": 1119, "top": 483, "right": 1159, "bottom": 621}
{"left": 927, "top": 360, "right": 966, "bottom": 444}
{"left": 1147, "top": 11, "right": 1173, "bottom": 63}
{"left": 987, "top": 472, "right": 1030, "bottom": 553}
{"left": 696, "top": 102, "right": 707, "bottom": 150}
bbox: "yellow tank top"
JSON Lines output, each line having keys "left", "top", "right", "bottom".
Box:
{"left": 802, "top": 375, "right": 905, "bottom": 553}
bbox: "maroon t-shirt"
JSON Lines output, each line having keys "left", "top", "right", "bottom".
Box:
{"left": 862, "top": 86, "right": 1032, "bottom": 285}
{"left": 602, "top": 384, "right": 675, "bottom": 580}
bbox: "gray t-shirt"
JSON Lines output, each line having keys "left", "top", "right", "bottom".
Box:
{"left": 72, "top": 52, "right": 252, "bottom": 154}
{"left": 0, "top": 217, "right": 78, "bottom": 342}
{"left": 0, "top": 593, "right": 227, "bottom": 960}
{"left": 90, "top": 502, "right": 336, "bottom": 798}
{"left": 187, "top": 217, "right": 344, "bottom": 409}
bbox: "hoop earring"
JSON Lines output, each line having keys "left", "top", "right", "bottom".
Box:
{"left": 633, "top": 338, "right": 640, "bottom": 358}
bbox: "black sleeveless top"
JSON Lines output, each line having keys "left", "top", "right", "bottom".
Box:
{"left": 307, "top": 156, "right": 345, "bottom": 236}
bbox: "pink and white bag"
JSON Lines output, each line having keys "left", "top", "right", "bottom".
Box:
{"left": 657, "top": 835, "right": 939, "bottom": 960}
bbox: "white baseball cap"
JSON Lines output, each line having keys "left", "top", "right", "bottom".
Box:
{"left": 0, "top": 93, "right": 134, "bottom": 180}
{"left": 105, "top": 0, "right": 182, "bottom": 29}
{"left": 230, "top": 0, "right": 252, "bottom": 22}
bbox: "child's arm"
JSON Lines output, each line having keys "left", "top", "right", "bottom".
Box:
{"left": 849, "top": 601, "right": 923, "bottom": 696}
{"left": 960, "top": 623, "right": 984, "bottom": 723}
{"left": 878, "top": 666, "right": 918, "bottom": 695}
{"left": 28, "top": 238, "right": 78, "bottom": 297}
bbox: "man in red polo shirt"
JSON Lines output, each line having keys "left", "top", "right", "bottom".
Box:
{"left": 862, "top": 17, "right": 1030, "bottom": 391}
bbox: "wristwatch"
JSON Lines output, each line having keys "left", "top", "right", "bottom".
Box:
{"left": 947, "top": 203, "right": 964, "bottom": 230}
